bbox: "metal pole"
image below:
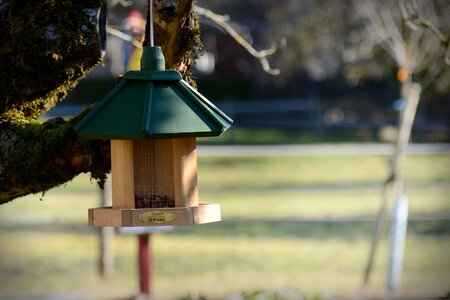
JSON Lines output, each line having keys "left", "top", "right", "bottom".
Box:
{"left": 143, "top": 0, "right": 154, "bottom": 47}
{"left": 149, "top": 0, "right": 154, "bottom": 47}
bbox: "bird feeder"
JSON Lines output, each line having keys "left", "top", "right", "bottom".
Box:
{"left": 75, "top": 45, "right": 232, "bottom": 227}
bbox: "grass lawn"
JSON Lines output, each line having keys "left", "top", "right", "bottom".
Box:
{"left": 0, "top": 154, "right": 448, "bottom": 299}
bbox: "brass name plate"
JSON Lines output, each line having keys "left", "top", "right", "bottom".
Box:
{"left": 138, "top": 211, "right": 176, "bottom": 224}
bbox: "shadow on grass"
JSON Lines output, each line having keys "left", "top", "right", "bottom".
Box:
{"left": 171, "top": 219, "right": 450, "bottom": 239}
{"left": 201, "top": 182, "right": 385, "bottom": 193}
{"left": 0, "top": 222, "right": 95, "bottom": 235}
{"left": 0, "top": 219, "right": 448, "bottom": 239}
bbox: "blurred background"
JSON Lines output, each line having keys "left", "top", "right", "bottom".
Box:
{"left": 0, "top": 0, "right": 449, "bottom": 299}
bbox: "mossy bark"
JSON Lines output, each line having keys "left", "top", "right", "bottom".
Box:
{"left": 0, "top": 0, "right": 105, "bottom": 121}
{"left": 0, "top": 115, "right": 110, "bottom": 203}
{"left": 0, "top": 0, "right": 202, "bottom": 204}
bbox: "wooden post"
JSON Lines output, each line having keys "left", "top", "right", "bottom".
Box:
{"left": 111, "top": 140, "right": 135, "bottom": 209}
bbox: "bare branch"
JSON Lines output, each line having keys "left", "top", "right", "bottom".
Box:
{"left": 378, "top": 4, "right": 404, "bottom": 49}
{"left": 195, "top": 5, "right": 281, "bottom": 75}
{"left": 354, "top": 1, "right": 407, "bottom": 66}
{"left": 109, "top": 0, "right": 133, "bottom": 7}
{"left": 400, "top": 0, "right": 450, "bottom": 65}
{"left": 106, "top": 25, "right": 143, "bottom": 49}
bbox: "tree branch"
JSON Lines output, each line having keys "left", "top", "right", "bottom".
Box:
{"left": 0, "top": 115, "right": 110, "bottom": 204}
{"left": 106, "top": 25, "right": 143, "bottom": 48}
{"left": 354, "top": 1, "right": 407, "bottom": 66}
{"left": 400, "top": 0, "right": 450, "bottom": 65}
{"left": 194, "top": 5, "right": 281, "bottom": 75}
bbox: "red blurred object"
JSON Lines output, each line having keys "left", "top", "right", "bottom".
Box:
{"left": 138, "top": 234, "right": 151, "bottom": 297}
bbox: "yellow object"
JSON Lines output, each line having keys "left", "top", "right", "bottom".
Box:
{"left": 128, "top": 47, "right": 143, "bottom": 71}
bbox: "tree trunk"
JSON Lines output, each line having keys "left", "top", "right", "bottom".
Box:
{"left": 363, "top": 80, "right": 421, "bottom": 285}
{"left": 0, "top": 0, "right": 202, "bottom": 204}
{"left": 392, "top": 81, "right": 421, "bottom": 200}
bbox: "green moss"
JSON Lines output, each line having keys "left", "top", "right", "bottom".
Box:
{"left": 11, "top": 121, "right": 70, "bottom": 173}
{"left": 0, "top": 114, "right": 110, "bottom": 203}
{"left": 0, "top": 0, "right": 104, "bottom": 120}
{"left": 3, "top": 121, "right": 74, "bottom": 198}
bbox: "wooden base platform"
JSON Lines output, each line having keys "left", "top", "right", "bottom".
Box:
{"left": 88, "top": 203, "right": 221, "bottom": 227}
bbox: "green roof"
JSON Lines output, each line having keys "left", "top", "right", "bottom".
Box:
{"left": 74, "top": 47, "right": 232, "bottom": 140}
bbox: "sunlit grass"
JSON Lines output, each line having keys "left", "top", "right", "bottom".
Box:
{"left": 198, "top": 155, "right": 450, "bottom": 190}
{"left": 212, "top": 188, "right": 450, "bottom": 220}
{"left": 0, "top": 230, "right": 448, "bottom": 299}
{"left": 0, "top": 154, "right": 448, "bottom": 299}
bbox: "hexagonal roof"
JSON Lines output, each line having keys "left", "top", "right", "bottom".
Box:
{"left": 75, "top": 47, "right": 232, "bottom": 140}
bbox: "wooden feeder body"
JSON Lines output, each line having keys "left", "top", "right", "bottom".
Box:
{"left": 111, "top": 138, "right": 198, "bottom": 210}
{"left": 76, "top": 47, "right": 231, "bottom": 227}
